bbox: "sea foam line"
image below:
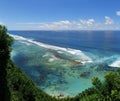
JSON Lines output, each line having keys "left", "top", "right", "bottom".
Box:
{"left": 10, "top": 34, "right": 93, "bottom": 63}
{"left": 109, "top": 58, "right": 120, "bottom": 68}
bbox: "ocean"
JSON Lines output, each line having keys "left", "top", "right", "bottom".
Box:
{"left": 9, "top": 30, "right": 120, "bottom": 97}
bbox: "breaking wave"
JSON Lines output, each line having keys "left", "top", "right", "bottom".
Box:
{"left": 109, "top": 58, "right": 120, "bottom": 68}
{"left": 10, "top": 34, "right": 93, "bottom": 64}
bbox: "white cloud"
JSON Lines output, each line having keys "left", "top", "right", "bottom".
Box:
{"left": 105, "top": 16, "right": 114, "bottom": 25}
{"left": 56, "top": 20, "right": 71, "bottom": 25}
{"left": 80, "top": 19, "right": 95, "bottom": 26}
{"left": 36, "top": 19, "right": 96, "bottom": 30}
{"left": 116, "top": 11, "right": 120, "bottom": 16}
{"left": 37, "top": 20, "right": 73, "bottom": 30}
{"left": 15, "top": 17, "right": 119, "bottom": 30}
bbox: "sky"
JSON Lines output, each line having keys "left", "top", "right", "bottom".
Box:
{"left": 0, "top": 0, "right": 120, "bottom": 30}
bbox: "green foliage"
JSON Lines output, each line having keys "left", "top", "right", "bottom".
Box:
{"left": 0, "top": 25, "right": 14, "bottom": 101}
{"left": 0, "top": 25, "right": 13, "bottom": 60}
{"left": 0, "top": 25, "right": 56, "bottom": 101}
{"left": 7, "top": 60, "right": 56, "bottom": 101}
{"left": 74, "top": 70, "right": 120, "bottom": 101}
{"left": 92, "top": 77, "right": 102, "bottom": 89}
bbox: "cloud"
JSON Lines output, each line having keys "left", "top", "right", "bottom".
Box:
{"left": 36, "top": 19, "right": 96, "bottom": 30}
{"left": 116, "top": 11, "right": 120, "bottom": 16}
{"left": 105, "top": 16, "right": 114, "bottom": 25}
{"left": 37, "top": 20, "right": 72, "bottom": 30}
{"left": 16, "top": 17, "right": 119, "bottom": 30}
{"left": 55, "top": 20, "right": 71, "bottom": 25}
{"left": 80, "top": 19, "right": 95, "bottom": 26}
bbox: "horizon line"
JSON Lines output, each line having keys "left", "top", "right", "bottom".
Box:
{"left": 8, "top": 29, "right": 120, "bottom": 31}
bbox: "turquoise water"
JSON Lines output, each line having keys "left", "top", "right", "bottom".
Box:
{"left": 9, "top": 31, "right": 120, "bottom": 97}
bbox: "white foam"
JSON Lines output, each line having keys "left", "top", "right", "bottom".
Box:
{"left": 42, "top": 54, "right": 49, "bottom": 57}
{"left": 48, "top": 57, "right": 59, "bottom": 62}
{"left": 57, "top": 51, "right": 63, "bottom": 54}
{"left": 109, "top": 58, "right": 120, "bottom": 68}
{"left": 10, "top": 34, "right": 93, "bottom": 64}
{"left": 48, "top": 58, "right": 55, "bottom": 62}
{"left": 43, "top": 52, "right": 59, "bottom": 62}
{"left": 20, "top": 41, "right": 31, "bottom": 46}
{"left": 11, "top": 50, "right": 17, "bottom": 59}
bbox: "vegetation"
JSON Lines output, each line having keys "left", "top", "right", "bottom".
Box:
{"left": 6, "top": 60, "right": 58, "bottom": 101}
{"left": 65, "top": 69, "right": 120, "bottom": 101}
{"left": 0, "top": 25, "right": 13, "bottom": 101}
{"left": 1, "top": 24, "right": 120, "bottom": 101}
{"left": 0, "top": 25, "right": 56, "bottom": 101}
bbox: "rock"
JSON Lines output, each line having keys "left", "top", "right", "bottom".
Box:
{"left": 80, "top": 72, "right": 90, "bottom": 78}
{"left": 70, "top": 60, "right": 82, "bottom": 65}
{"left": 39, "top": 74, "right": 46, "bottom": 83}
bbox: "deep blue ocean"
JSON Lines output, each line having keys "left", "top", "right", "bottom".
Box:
{"left": 9, "top": 31, "right": 120, "bottom": 97}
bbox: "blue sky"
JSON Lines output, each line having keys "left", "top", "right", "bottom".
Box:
{"left": 0, "top": 0, "right": 120, "bottom": 30}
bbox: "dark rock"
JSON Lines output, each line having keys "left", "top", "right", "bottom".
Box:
{"left": 80, "top": 72, "right": 90, "bottom": 78}
{"left": 38, "top": 74, "right": 46, "bottom": 83}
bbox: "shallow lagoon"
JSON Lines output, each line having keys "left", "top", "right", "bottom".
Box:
{"left": 10, "top": 31, "right": 120, "bottom": 97}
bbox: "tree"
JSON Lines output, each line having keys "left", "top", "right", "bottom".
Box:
{"left": 0, "top": 25, "right": 14, "bottom": 101}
